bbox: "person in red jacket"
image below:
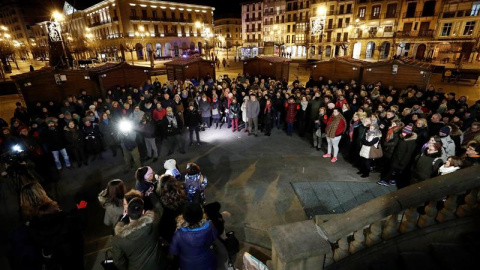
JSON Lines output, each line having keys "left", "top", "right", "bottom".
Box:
{"left": 323, "top": 108, "right": 347, "bottom": 162}
{"left": 285, "top": 97, "right": 299, "bottom": 136}
{"left": 152, "top": 103, "right": 166, "bottom": 122}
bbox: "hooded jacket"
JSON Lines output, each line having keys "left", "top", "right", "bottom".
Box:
{"left": 391, "top": 133, "right": 418, "bottom": 170}
{"left": 112, "top": 211, "right": 164, "bottom": 270}
{"left": 411, "top": 149, "right": 443, "bottom": 184}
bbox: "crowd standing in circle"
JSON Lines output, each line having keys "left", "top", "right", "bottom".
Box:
{"left": 2, "top": 72, "right": 480, "bottom": 270}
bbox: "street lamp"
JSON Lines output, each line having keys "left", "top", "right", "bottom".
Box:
{"left": 311, "top": 6, "right": 327, "bottom": 59}
{"left": 49, "top": 10, "right": 70, "bottom": 68}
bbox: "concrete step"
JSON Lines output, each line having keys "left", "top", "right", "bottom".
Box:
{"left": 400, "top": 251, "right": 440, "bottom": 270}
{"left": 430, "top": 242, "right": 477, "bottom": 269}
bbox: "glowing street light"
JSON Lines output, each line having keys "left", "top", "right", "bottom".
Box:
{"left": 52, "top": 11, "right": 64, "bottom": 22}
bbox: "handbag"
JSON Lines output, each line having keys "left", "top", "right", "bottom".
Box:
{"left": 369, "top": 143, "right": 383, "bottom": 159}
{"left": 100, "top": 249, "right": 119, "bottom": 270}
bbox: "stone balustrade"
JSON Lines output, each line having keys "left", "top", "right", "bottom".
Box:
{"left": 269, "top": 166, "right": 480, "bottom": 270}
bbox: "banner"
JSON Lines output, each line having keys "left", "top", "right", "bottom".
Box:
{"left": 47, "top": 21, "right": 63, "bottom": 43}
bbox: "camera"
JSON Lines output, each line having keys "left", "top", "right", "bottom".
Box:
{"left": 0, "top": 144, "right": 28, "bottom": 165}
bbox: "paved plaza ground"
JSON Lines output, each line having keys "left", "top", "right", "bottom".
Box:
{"left": 0, "top": 56, "right": 479, "bottom": 269}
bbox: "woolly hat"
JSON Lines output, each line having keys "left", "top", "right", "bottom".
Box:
{"left": 402, "top": 123, "right": 413, "bottom": 135}
{"left": 17, "top": 126, "right": 28, "bottom": 133}
{"left": 440, "top": 126, "right": 451, "bottom": 136}
{"left": 183, "top": 203, "right": 204, "bottom": 225}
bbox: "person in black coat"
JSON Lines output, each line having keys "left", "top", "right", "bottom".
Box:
{"left": 20, "top": 182, "right": 87, "bottom": 270}
{"left": 64, "top": 121, "right": 88, "bottom": 168}
{"left": 272, "top": 92, "right": 285, "bottom": 129}
{"left": 81, "top": 118, "right": 103, "bottom": 161}
{"left": 161, "top": 107, "right": 185, "bottom": 155}
{"left": 41, "top": 120, "right": 71, "bottom": 171}
{"left": 263, "top": 99, "right": 274, "bottom": 136}
{"left": 184, "top": 102, "right": 202, "bottom": 146}
{"left": 378, "top": 123, "right": 418, "bottom": 188}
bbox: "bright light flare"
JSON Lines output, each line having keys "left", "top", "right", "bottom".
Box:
{"left": 52, "top": 11, "right": 64, "bottom": 21}
{"left": 118, "top": 120, "right": 133, "bottom": 133}
{"left": 317, "top": 7, "right": 326, "bottom": 16}
{"left": 12, "top": 144, "right": 23, "bottom": 153}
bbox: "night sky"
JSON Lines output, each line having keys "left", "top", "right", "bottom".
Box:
{"left": 39, "top": 0, "right": 242, "bottom": 20}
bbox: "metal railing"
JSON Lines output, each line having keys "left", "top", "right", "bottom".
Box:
{"left": 395, "top": 30, "right": 434, "bottom": 38}
{"left": 403, "top": 11, "right": 437, "bottom": 18}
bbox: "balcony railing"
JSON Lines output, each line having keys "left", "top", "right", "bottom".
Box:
{"left": 395, "top": 30, "right": 434, "bottom": 38}
{"left": 403, "top": 11, "right": 437, "bottom": 18}
{"left": 130, "top": 16, "right": 140, "bottom": 20}
{"left": 245, "top": 17, "right": 262, "bottom": 22}
{"left": 106, "top": 33, "right": 123, "bottom": 39}
{"left": 88, "top": 19, "right": 112, "bottom": 27}
{"left": 442, "top": 10, "right": 479, "bottom": 18}
{"left": 384, "top": 13, "right": 397, "bottom": 19}
{"left": 244, "top": 39, "right": 259, "bottom": 42}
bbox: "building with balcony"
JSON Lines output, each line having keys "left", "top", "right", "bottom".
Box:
{"left": 31, "top": 0, "right": 215, "bottom": 62}
{"left": 283, "top": 0, "right": 311, "bottom": 58}
{"left": 349, "top": 0, "right": 401, "bottom": 60}
{"left": 213, "top": 18, "right": 242, "bottom": 58}
{"left": 241, "top": 1, "right": 264, "bottom": 58}
{"left": 395, "top": 0, "right": 443, "bottom": 60}
{"left": 433, "top": 0, "right": 480, "bottom": 63}
{"left": 310, "top": 0, "right": 354, "bottom": 60}
{"left": 262, "top": 0, "right": 286, "bottom": 56}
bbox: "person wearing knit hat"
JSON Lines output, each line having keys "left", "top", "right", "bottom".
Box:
{"left": 170, "top": 203, "right": 217, "bottom": 270}
{"left": 439, "top": 125, "right": 455, "bottom": 161}
{"left": 378, "top": 122, "right": 417, "bottom": 188}
{"left": 402, "top": 123, "right": 414, "bottom": 135}
{"left": 439, "top": 126, "right": 451, "bottom": 136}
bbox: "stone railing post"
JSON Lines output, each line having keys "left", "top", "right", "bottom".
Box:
{"left": 457, "top": 189, "right": 479, "bottom": 217}
{"left": 418, "top": 200, "right": 438, "bottom": 228}
{"left": 269, "top": 220, "right": 332, "bottom": 270}
{"left": 381, "top": 214, "right": 400, "bottom": 240}
{"left": 349, "top": 230, "right": 366, "bottom": 254}
{"left": 437, "top": 195, "right": 458, "bottom": 223}
{"left": 365, "top": 221, "right": 382, "bottom": 246}
{"left": 399, "top": 207, "right": 419, "bottom": 234}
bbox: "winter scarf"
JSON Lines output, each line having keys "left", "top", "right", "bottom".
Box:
{"left": 349, "top": 120, "right": 361, "bottom": 141}
{"left": 385, "top": 125, "right": 402, "bottom": 142}
{"left": 264, "top": 103, "right": 272, "bottom": 114}
{"left": 326, "top": 114, "right": 346, "bottom": 138}
{"left": 300, "top": 101, "right": 308, "bottom": 111}
{"left": 167, "top": 114, "right": 178, "bottom": 128}
{"left": 438, "top": 165, "right": 460, "bottom": 175}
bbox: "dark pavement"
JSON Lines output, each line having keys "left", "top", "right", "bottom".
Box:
{"left": 1, "top": 125, "right": 386, "bottom": 269}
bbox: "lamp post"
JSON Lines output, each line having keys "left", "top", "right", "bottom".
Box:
{"left": 195, "top": 21, "right": 213, "bottom": 58}
{"left": 50, "top": 10, "right": 70, "bottom": 69}
{"left": 311, "top": 6, "right": 327, "bottom": 59}
{"left": 135, "top": 25, "right": 154, "bottom": 67}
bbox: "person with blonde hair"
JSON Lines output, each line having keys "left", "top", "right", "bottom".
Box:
{"left": 20, "top": 182, "right": 87, "bottom": 270}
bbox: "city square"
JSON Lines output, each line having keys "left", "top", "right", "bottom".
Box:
{"left": 1, "top": 1, "right": 480, "bottom": 270}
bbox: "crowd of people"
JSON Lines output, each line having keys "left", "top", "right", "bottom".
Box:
{"left": 2, "top": 73, "right": 480, "bottom": 185}
{"left": 10, "top": 160, "right": 238, "bottom": 270}
{"left": 2, "top": 70, "right": 480, "bottom": 270}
